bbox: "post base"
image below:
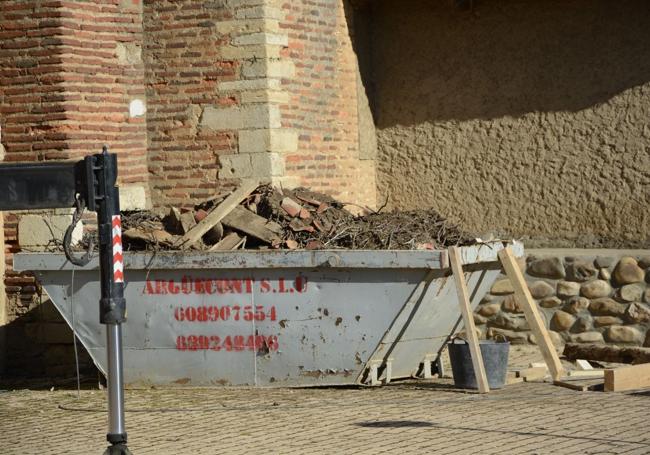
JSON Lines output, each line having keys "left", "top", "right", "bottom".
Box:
{"left": 103, "top": 443, "right": 132, "bottom": 455}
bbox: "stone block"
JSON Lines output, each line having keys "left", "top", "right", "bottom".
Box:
{"left": 119, "top": 185, "right": 149, "bottom": 210}
{"left": 233, "top": 32, "right": 288, "bottom": 47}
{"left": 201, "top": 104, "right": 280, "bottom": 130}
{"left": 242, "top": 60, "right": 295, "bottom": 79}
{"left": 218, "top": 78, "right": 280, "bottom": 92}
{"left": 239, "top": 129, "right": 298, "bottom": 153}
{"left": 235, "top": 5, "right": 283, "bottom": 20}
{"left": 115, "top": 42, "right": 141, "bottom": 65}
{"left": 241, "top": 90, "right": 290, "bottom": 104}
{"left": 527, "top": 257, "right": 565, "bottom": 279}
{"left": 568, "top": 331, "right": 604, "bottom": 343}
{"left": 19, "top": 214, "right": 82, "bottom": 248}
{"left": 604, "top": 325, "right": 643, "bottom": 344}
{"left": 219, "top": 152, "right": 285, "bottom": 179}
{"left": 490, "top": 278, "right": 513, "bottom": 295}
{"left": 613, "top": 257, "right": 645, "bottom": 285}
{"left": 528, "top": 280, "right": 554, "bottom": 299}
{"left": 580, "top": 280, "right": 612, "bottom": 299}
{"left": 221, "top": 44, "right": 282, "bottom": 60}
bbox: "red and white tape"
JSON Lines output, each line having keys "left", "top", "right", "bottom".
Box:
{"left": 112, "top": 215, "right": 124, "bottom": 283}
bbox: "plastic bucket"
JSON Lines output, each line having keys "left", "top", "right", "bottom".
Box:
{"left": 448, "top": 338, "right": 510, "bottom": 389}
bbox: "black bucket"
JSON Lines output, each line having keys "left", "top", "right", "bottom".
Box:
{"left": 448, "top": 338, "right": 510, "bottom": 389}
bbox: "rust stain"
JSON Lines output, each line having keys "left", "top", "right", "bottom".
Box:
{"left": 212, "top": 378, "right": 230, "bottom": 386}
{"left": 355, "top": 315, "right": 361, "bottom": 321}
{"left": 323, "top": 308, "right": 329, "bottom": 316}
{"left": 335, "top": 316, "right": 343, "bottom": 326}
{"left": 173, "top": 377, "right": 191, "bottom": 385}
{"left": 279, "top": 319, "right": 287, "bottom": 328}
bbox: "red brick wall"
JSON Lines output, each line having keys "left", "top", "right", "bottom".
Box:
{"left": 0, "top": 0, "right": 149, "bottom": 378}
{"left": 280, "top": 0, "right": 377, "bottom": 208}
{"left": 143, "top": 0, "right": 238, "bottom": 208}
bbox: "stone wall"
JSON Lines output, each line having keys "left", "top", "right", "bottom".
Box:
{"left": 477, "top": 251, "right": 650, "bottom": 348}
{"left": 368, "top": 0, "right": 650, "bottom": 247}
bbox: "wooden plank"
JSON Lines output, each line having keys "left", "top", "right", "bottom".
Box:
{"left": 498, "top": 247, "right": 565, "bottom": 381}
{"left": 208, "top": 232, "right": 242, "bottom": 251}
{"left": 222, "top": 206, "right": 282, "bottom": 244}
{"left": 564, "top": 343, "right": 650, "bottom": 365}
{"left": 518, "top": 366, "right": 548, "bottom": 381}
{"left": 575, "top": 359, "right": 594, "bottom": 370}
{"left": 178, "top": 180, "right": 258, "bottom": 249}
{"left": 448, "top": 246, "right": 490, "bottom": 393}
{"left": 604, "top": 363, "right": 650, "bottom": 392}
{"left": 566, "top": 370, "right": 604, "bottom": 378}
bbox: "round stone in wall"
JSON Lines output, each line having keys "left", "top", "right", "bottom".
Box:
{"left": 491, "top": 313, "right": 530, "bottom": 331}
{"left": 599, "top": 268, "right": 611, "bottom": 280}
{"left": 613, "top": 257, "right": 645, "bottom": 285}
{"left": 527, "top": 257, "right": 565, "bottom": 279}
{"left": 529, "top": 330, "right": 564, "bottom": 347}
{"left": 566, "top": 261, "right": 597, "bottom": 282}
{"left": 502, "top": 295, "right": 523, "bottom": 313}
{"left": 625, "top": 302, "right": 650, "bottom": 324}
{"left": 594, "top": 256, "right": 615, "bottom": 269}
{"left": 617, "top": 283, "right": 645, "bottom": 303}
{"left": 571, "top": 316, "right": 593, "bottom": 333}
{"left": 594, "top": 316, "right": 623, "bottom": 327}
{"left": 540, "top": 296, "right": 562, "bottom": 308}
{"left": 478, "top": 303, "right": 501, "bottom": 317}
{"left": 604, "top": 326, "right": 643, "bottom": 344}
{"left": 563, "top": 296, "right": 590, "bottom": 315}
{"left": 557, "top": 280, "right": 580, "bottom": 298}
{"left": 589, "top": 298, "right": 627, "bottom": 317}
{"left": 551, "top": 311, "right": 576, "bottom": 331}
{"left": 580, "top": 280, "right": 612, "bottom": 299}
{"left": 490, "top": 279, "right": 514, "bottom": 295}
{"left": 569, "top": 332, "right": 604, "bottom": 343}
{"left": 528, "top": 280, "right": 554, "bottom": 299}
{"left": 645, "top": 288, "right": 650, "bottom": 304}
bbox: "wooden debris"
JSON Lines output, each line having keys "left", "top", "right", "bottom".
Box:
{"left": 553, "top": 380, "right": 595, "bottom": 392}
{"left": 517, "top": 366, "right": 548, "bottom": 382}
{"left": 285, "top": 239, "right": 298, "bottom": 249}
{"left": 179, "top": 211, "right": 196, "bottom": 234}
{"left": 564, "top": 343, "right": 650, "bottom": 365}
{"left": 222, "top": 206, "right": 282, "bottom": 245}
{"left": 604, "top": 363, "right": 650, "bottom": 392}
{"left": 123, "top": 228, "right": 174, "bottom": 246}
{"left": 178, "top": 180, "right": 258, "bottom": 249}
{"left": 209, "top": 232, "right": 243, "bottom": 251}
{"left": 566, "top": 370, "right": 604, "bottom": 379}
{"left": 575, "top": 359, "right": 594, "bottom": 370}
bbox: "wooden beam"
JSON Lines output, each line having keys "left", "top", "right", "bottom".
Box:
{"left": 177, "top": 180, "right": 258, "bottom": 249}
{"left": 208, "top": 232, "right": 243, "bottom": 251}
{"left": 498, "top": 247, "right": 565, "bottom": 381}
{"left": 564, "top": 343, "right": 650, "bottom": 365}
{"left": 604, "top": 363, "right": 650, "bottom": 392}
{"left": 222, "top": 206, "right": 282, "bottom": 244}
{"left": 448, "top": 246, "right": 490, "bottom": 393}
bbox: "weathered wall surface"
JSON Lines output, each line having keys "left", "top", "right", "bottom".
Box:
{"left": 280, "top": 0, "right": 377, "bottom": 208}
{"left": 370, "top": 0, "right": 650, "bottom": 247}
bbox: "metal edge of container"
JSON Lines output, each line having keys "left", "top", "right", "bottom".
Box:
{"left": 14, "top": 240, "right": 524, "bottom": 272}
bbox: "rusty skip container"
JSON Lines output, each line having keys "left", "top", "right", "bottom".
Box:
{"left": 14, "top": 241, "right": 523, "bottom": 387}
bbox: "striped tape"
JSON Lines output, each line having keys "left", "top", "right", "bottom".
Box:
{"left": 112, "top": 215, "right": 124, "bottom": 283}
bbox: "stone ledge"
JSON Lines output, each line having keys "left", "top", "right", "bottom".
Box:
{"left": 201, "top": 104, "right": 280, "bottom": 130}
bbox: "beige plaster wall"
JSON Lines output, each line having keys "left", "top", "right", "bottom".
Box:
{"left": 370, "top": 0, "right": 650, "bottom": 247}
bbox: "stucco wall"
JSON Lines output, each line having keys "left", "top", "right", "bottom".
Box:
{"left": 369, "top": 0, "right": 650, "bottom": 247}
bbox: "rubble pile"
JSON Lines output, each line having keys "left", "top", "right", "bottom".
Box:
{"left": 120, "top": 183, "right": 474, "bottom": 252}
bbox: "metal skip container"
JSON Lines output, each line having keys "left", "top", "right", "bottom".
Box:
{"left": 14, "top": 241, "right": 523, "bottom": 387}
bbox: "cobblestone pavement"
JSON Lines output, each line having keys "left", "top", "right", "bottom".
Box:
{"left": 2, "top": 376, "right": 649, "bottom": 455}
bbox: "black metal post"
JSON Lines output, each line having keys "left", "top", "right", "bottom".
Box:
{"left": 91, "top": 148, "right": 130, "bottom": 455}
